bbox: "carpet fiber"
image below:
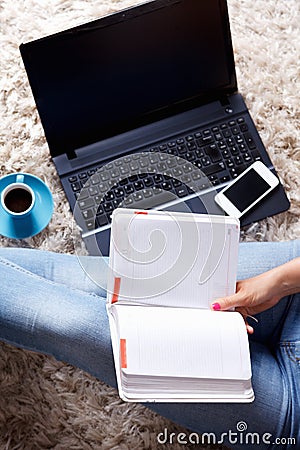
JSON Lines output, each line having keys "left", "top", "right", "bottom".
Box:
{"left": 0, "top": 0, "right": 299, "bottom": 448}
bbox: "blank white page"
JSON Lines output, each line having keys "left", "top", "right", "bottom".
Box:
{"left": 116, "top": 305, "right": 251, "bottom": 380}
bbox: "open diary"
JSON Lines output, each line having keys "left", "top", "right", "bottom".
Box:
{"left": 106, "top": 208, "right": 254, "bottom": 403}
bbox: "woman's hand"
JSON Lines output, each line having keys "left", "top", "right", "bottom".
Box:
{"left": 211, "top": 257, "right": 300, "bottom": 334}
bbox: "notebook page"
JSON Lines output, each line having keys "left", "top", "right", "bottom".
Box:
{"left": 116, "top": 305, "right": 251, "bottom": 380}
{"left": 109, "top": 211, "right": 239, "bottom": 309}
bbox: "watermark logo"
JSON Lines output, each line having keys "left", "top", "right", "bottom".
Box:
{"left": 236, "top": 421, "right": 248, "bottom": 432}
{"left": 72, "top": 152, "right": 228, "bottom": 292}
{"left": 157, "top": 421, "right": 297, "bottom": 446}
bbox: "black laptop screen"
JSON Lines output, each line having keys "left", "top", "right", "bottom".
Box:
{"left": 20, "top": 0, "right": 236, "bottom": 157}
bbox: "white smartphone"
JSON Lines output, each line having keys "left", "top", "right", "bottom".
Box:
{"left": 214, "top": 161, "right": 279, "bottom": 218}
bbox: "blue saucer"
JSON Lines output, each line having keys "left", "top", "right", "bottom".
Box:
{"left": 0, "top": 173, "right": 54, "bottom": 239}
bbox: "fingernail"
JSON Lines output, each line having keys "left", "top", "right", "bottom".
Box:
{"left": 211, "top": 302, "right": 221, "bottom": 311}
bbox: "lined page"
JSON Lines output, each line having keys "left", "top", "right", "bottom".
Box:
{"left": 116, "top": 305, "right": 251, "bottom": 380}
{"left": 109, "top": 211, "right": 239, "bottom": 309}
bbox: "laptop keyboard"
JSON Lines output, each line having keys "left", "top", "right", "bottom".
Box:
{"left": 67, "top": 117, "right": 262, "bottom": 233}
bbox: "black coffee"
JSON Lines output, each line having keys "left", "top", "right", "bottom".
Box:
{"left": 4, "top": 188, "right": 33, "bottom": 213}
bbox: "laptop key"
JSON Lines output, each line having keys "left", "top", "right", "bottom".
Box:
{"left": 130, "top": 161, "right": 139, "bottom": 171}
{"left": 197, "top": 136, "right": 214, "bottom": 147}
{"left": 239, "top": 123, "right": 248, "bottom": 132}
{"left": 100, "top": 172, "right": 109, "bottom": 182}
{"left": 173, "top": 167, "right": 183, "bottom": 178}
{"left": 104, "top": 192, "right": 114, "bottom": 201}
{"left": 103, "top": 202, "right": 113, "bottom": 212}
{"left": 76, "top": 188, "right": 89, "bottom": 201}
{"left": 187, "top": 141, "right": 197, "bottom": 150}
{"left": 244, "top": 132, "right": 256, "bottom": 150}
{"left": 78, "top": 197, "right": 95, "bottom": 210}
{"left": 185, "top": 152, "right": 196, "bottom": 162}
{"left": 202, "top": 161, "right": 225, "bottom": 176}
{"left": 161, "top": 181, "right": 172, "bottom": 191}
{"left": 177, "top": 145, "right": 187, "bottom": 154}
{"left": 192, "top": 171, "right": 202, "bottom": 181}
{"left": 85, "top": 219, "right": 96, "bottom": 231}
{"left": 226, "top": 159, "right": 234, "bottom": 168}
{"left": 114, "top": 188, "right": 125, "bottom": 197}
{"left": 185, "top": 135, "right": 194, "bottom": 142}
{"left": 111, "top": 168, "right": 120, "bottom": 178}
{"left": 201, "top": 157, "right": 211, "bottom": 166}
{"left": 96, "top": 213, "right": 109, "bottom": 227}
{"left": 220, "top": 175, "right": 230, "bottom": 183}
{"left": 82, "top": 209, "right": 94, "bottom": 220}
{"left": 172, "top": 178, "right": 182, "bottom": 187}
{"left": 153, "top": 174, "right": 163, "bottom": 183}
{"left": 98, "top": 183, "right": 108, "bottom": 193}
{"left": 88, "top": 186, "right": 99, "bottom": 196}
{"left": 223, "top": 129, "right": 231, "bottom": 138}
{"left": 234, "top": 156, "right": 243, "bottom": 165}
{"left": 251, "top": 149, "right": 262, "bottom": 161}
{"left": 230, "top": 164, "right": 246, "bottom": 178}
{"left": 168, "top": 141, "right": 176, "bottom": 148}
{"left": 230, "top": 147, "right": 239, "bottom": 156}
{"left": 193, "top": 160, "right": 202, "bottom": 169}
{"left": 96, "top": 204, "right": 104, "bottom": 215}
{"left": 243, "top": 153, "right": 252, "bottom": 162}
{"left": 71, "top": 182, "right": 81, "bottom": 192}
{"left": 91, "top": 174, "right": 100, "bottom": 185}
{"left": 120, "top": 166, "right": 130, "bottom": 176}
{"left": 235, "top": 135, "right": 244, "bottom": 145}
{"left": 176, "top": 186, "right": 188, "bottom": 198}
{"left": 133, "top": 192, "right": 143, "bottom": 202}
{"left": 143, "top": 189, "right": 153, "bottom": 198}
{"left": 205, "top": 145, "right": 222, "bottom": 162}
{"left": 144, "top": 177, "right": 154, "bottom": 187}
{"left": 125, "top": 185, "right": 134, "bottom": 195}
{"left": 182, "top": 163, "right": 193, "bottom": 173}
{"left": 133, "top": 181, "right": 144, "bottom": 191}
{"left": 123, "top": 197, "right": 134, "bottom": 206}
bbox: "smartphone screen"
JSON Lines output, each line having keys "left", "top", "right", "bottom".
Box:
{"left": 223, "top": 168, "right": 271, "bottom": 212}
{"left": 214, "top": 161, "right": 280, "bottom": 218}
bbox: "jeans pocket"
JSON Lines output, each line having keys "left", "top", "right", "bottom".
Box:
{"left": 281, "top": 341, "right": 300, "bottom": 368}
{"left": 295, "top": 341, "right": 300, "bottom": 368}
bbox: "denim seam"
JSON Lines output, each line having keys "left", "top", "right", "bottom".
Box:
{"left": 280, "top": 341, "right": 300, "bottom": 365}
{"left": 0, "top": 258, "right": 101, "bottom": 300}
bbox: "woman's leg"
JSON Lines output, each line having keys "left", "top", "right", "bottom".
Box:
{"left": 237, "top": 240, "right": 300, "bottom": 346}
{"left": 0, "top": 242, "right": 299, "bottom": 448}
{"left": 0, "top": 248, "right": 116, "bottom": 387}
{"left": 0, "top": 247, "right": 109, "bottom": 297}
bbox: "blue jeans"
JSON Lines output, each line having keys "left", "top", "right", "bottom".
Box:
{"left": 0, "top": 241, "right": 299, "bottom": 449}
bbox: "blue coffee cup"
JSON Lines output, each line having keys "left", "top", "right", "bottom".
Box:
{"left": 0, "top": 173, "right": 54, "bottom": 239}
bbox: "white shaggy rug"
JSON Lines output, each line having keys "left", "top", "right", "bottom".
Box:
{"left": 0, "top": 0, "right": 299, "bottom": 449}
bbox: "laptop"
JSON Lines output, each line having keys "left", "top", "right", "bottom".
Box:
{"left": 20, "top": 0, "right": 290, "bottom": 255}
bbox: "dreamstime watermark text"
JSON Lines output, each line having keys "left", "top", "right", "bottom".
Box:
{"left": 157, "top": 421, "right": 297, "bottom": 446}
